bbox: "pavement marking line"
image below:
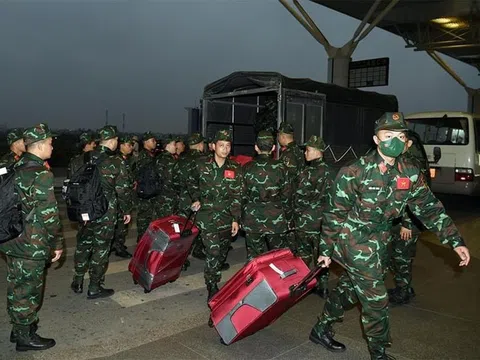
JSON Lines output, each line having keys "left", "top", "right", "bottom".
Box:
{"left": 110, "top": 263, "right": 244, "bottom": 308}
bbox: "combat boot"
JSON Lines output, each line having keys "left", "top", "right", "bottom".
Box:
{"left": 315, "top": 286, "right": 329, "bottom": 299}
{"left": 70, "top": 277, "right": 84, "bottom": 294}
{"left": 87, "top": 286, "right": 115, "bottom": 300}
{"left": 221, "top": 262, "right": 230, "bottom": 271}
{"left": 10, "top": 321, "right": 38, "bottom": 343}
{"left": 15, "top": 325, "right": 56, "bottom": 352}
{"left": 114, "top": 248, "right": 132, "bottom": 259}
{"left": 369, "top": 346, "right": 396, "bottom": 359}
{"left": 207, "top": 283, "right": 219, "bottom": 303}
{"left": 309, "top": 322, "right": 346, "bottom": 352}
{"left": 388, "top": 286, "right": 415, "bottom": 305}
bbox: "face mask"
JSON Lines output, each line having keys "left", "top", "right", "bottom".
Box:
{"left": 378, "top": 137, "right": 405, "bottom": 158}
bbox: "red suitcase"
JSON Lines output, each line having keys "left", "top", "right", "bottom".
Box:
{"left": 128, "top": 213, "right": 198, "bottom": 293}
{"left": 208, "top": 248, "right": 322, "bottom": 345}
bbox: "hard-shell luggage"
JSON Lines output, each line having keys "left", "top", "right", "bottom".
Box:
{"left": 208, "top": 248, "right": 323, "bottom": 345}
{"left": 128, "top": 213, "right": 198, "bottom": 293}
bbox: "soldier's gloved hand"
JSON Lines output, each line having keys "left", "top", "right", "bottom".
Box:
{"left": 191, "top": 201, "right": 201, "bottom": 212}
{"left": 52, "top": 249, "right": 63, "bottom": 263}
{"left": 124, "top": 215, "right": 132, "bottom": 225}
{"left": 454, "top": 246, "right": 470, "bottom": 267}
{"left": 317, "top": 255, "right": 331, "bottom": 268}
{"left": 400, "top": 226, "right": 412, "bottom": 241}
{"left": 231, "top": 222, "right": 239, "bottom": 237}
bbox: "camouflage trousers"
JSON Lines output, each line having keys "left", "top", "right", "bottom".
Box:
{"left": 316, "top": 236, "right": 391, "bottom": 353}
{"left": 296, "top": 231, "right": 329, "bottom": 289}
{"left": 73, "top": 209, "right": 116, "bottom": 291}
{"left": 4, "top": 256, "right": 45, "bottom": 330}
{"left": 245, "top": 232, "right": 285, "bottom": 261}
{"left": 203, "top": 229, "right": 231, "bottom": 286}
{"left": 112, "top": 212, "right": 129, "bottom": 252}
{"left": 137, "top": 197, "right": 159, "bottom": 242}
{"left": 389, "top": 225, "right": 420, "bottom": 289}
{"left": 157, "top": 196, "right": 177, "bottom": 218}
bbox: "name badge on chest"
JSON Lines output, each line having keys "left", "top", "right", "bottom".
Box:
{"left": 396, "top": 177, "right": 411, "bottom": 190}
{"left": 224, "top": 170, "right": 235, "bottom": 179}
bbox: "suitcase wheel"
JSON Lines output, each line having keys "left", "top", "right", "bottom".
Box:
{"left": 220, "top": 338, "right": 227, "bottom": 346}
{"left": 133, "top": 280, "right": 138, "bottom": 285}
{"left": 144, "top": 289, "right": 151, "bottom": 294}
{"left": 169, "top": 279, "right": 175, "bottom": 283}
{"left": 208, "top": 317, "right": 214, "bottom": 328}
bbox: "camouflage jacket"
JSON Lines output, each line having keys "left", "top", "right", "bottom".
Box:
{"left": 190, "top": 156, "right": 242, "bottom": 232}
{"left": 241, "top": 154, "right": 290, "bottom": 234}
{"left": 320, "top": 150, "right": 465, "bottom": 258}
{"left": 155, "top": 151, "right": 178, "bottom": 205}
{"left": 172, "top": 149, "right": 207, "bottom": 215}
{"left": 0, "top": 153, "right": 64, "bottom": 260}
{"left": 294, "top": 158, "right": 335, "bottom": 233}
{"left": 91, "top": 146, "right": 133, "bottom": 215}
{"left": 279, "top": 141, "right": 304, "bottom": 184}
{"left": 0, "top": 151, "right": 21, "bottom": 168}
{"left": 134, "top": 150, "right": 156, "bottom": 180}
{"left": 67, "top": 151, "right": 93, "bottom": 179}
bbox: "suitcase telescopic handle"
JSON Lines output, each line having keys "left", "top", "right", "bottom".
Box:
{"left": 289, "top": 261, "right": 325, "bottom": 297}
{"left": 180, "top": 210, "right": 197, "bottom": 237}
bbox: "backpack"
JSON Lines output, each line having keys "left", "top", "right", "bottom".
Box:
{"left": 63, "top": 153, "right": 108, "bottom": 222}
{"left": 136, "top": 160, "right": 162, "bottom": 199}
{"left": 0, "top": 161, "right": 38, "bottom": 244}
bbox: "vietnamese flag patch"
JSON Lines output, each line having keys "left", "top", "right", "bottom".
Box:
{"left": 396, "top": 177, "right": 410, "bottom": 190}
{"left": 224, "top": 170, "right": 235, "bottom": 179}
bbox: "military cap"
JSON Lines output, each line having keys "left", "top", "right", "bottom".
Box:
{"left": 164, "top": 135, "right": 176, "bottom": 144}
{"left": 256, "top": 130, "right": 275, "bottom": 148}
{"left": 142, "top": 131, "right": 155, "bottom": 142}
{"left": 79, "top": 132, "right": 96, "bottom": 145}
{"left": 23, "top": 123, "right": 57, "bottom": 146}
{"left": 374, "top": 112, "right": 408, "bottom": 133}
{"left": 278, "top": 121, "right": 294, "bottom": 135}
{"left": 187, "top": 132, "right": 204, "bottom": 146}
{"left": 7, "top": 128, "right": 24, "bottom": 146}
{"left": 97, "top": 125, "right": 118, "bottom": 141}
{"left": 213, "top": 129, "right": 232, "bottom": 143}
{"left": 175, "top": 136, "right": 185, "bottom": 143}
{"left": 119, "top": 134, "right": 135, "bottom": 144}
{"left": 304, "top": 135, "right": 326, "bottom": 152}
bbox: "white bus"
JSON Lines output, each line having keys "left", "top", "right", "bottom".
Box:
{"left": 405, "top": 111, "right": 480, "bottom": 196}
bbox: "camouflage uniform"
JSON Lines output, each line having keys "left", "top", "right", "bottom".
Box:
{"left": 311, "top": 113, "right": 466, "bottom": 358}
{"left": 112, "top": 135, "right": 136, "bottom": 255}
{"left": 155, "top": 138, "right": 178, "bottom": 217}
{"left": 135, "top": 132, "right": 159, "bottom": 242}
{"left": 294, "top": 136, "right": 334, "bottom": 290}
{"left": 0, "top": 128, "right": 24, "bottom": 167}
{"left": 0, "top": 124, "right": 63, "bottom": 349}
{"left": 190, "top": 130, "right": 242, "bottom": 293}
{"left": 72, "top": 126, "right": 133, "bottom": 296}
{"left": 242, "top": 131, "right": 290, "bottom": 260}
{"left": 172, "top": 133, "right": 207, "bottom": 257}
{"left": 278, "top": 122, "right": 304, "bottom": 252}
{"left": 67, "top": 132, "right": 96, "bottom": 178}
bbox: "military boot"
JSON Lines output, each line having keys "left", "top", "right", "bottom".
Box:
{"left": 15, "top": 324, "right": 56, "bottom": 352}
{"left": 221, "top": 262, "right": 230, "bottom": 271}
{"left": 315, "top": 285, "right": 329, "bottom": 299}
{"left": 369, "top": 345, "right": 396, "bottom": 359}
{"left": 10, "top": 321, "right": 38, "bottom": 343}
{"left": 388, "top": 286, "right": 415, "bottom": 305}
{"left": 309, "top": 322, "right": 346, "bottom": 352}
{"left": 207, "top": 283, "right": 219, "bottom": 303}
{"left": 87, "top": 285, "right": 115, "bottom": 300}
{"left": 70, "top": 277, "right": 84, "bottom": 294}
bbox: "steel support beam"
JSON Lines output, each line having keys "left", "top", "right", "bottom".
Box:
{"left": 427, "top": 50, "right": 469, "bottom": 89}
{"left": 468, "top": 88, "right": 480, "bottom": 113}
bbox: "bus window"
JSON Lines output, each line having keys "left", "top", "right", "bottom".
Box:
{"left": 407, "top": 117, "right": 469, "bottom": 145}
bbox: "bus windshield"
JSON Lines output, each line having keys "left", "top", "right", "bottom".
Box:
{"left": 407, "top": 117, "right": 469, "bottom": 145}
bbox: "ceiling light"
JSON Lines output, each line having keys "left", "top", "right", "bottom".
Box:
{"left": 431, "top": 17, "right": 453, "bottom": 24}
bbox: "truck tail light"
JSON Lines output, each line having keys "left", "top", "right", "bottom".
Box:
{"left": 454, "top": 168, "right": 474, "bottom": 182}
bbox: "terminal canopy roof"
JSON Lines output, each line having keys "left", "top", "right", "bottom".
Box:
{"left": 203, "top": 71, "right": 398, "bottom": 109}
{"left": 312, "top": 0, "right": 480, "bottom": 72}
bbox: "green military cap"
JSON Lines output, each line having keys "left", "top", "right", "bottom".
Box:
{"left": 256, "top": 130, "right": 275, "bottom": 148}
{"left": 119, "top": 134, "right": 135, "bottom": 144}
{"left": 188, "top": 132, "right": 204, "bottom": 146}
{"left": 142, "top": 131, "right": 155, "bottom": 142}
{"left": 374, "top": 112, "right": 408, "bottom": 133}
{"left": 213, "top": 129, "right": 232, "bottom": 143}
{"left": 97, "top": 125, "right": 118, "bottom": 141}
{"left": 164, "top": 135, "right": 176, "bottom": 144}
{"left": 304, "top": 135, "right": 326, "bottom": 151}
{"left": 7, "top": 128, "right": 24, "bottom": 146}
{"left": 278, "top": 121, "right": 294, "bottom": 135}
{"left": 79, "top": 132, "right": 96, "bottom": 145}
{"left": 175, "top": 136, "right": 185, "bottom": 143}
{"left": 23, "top": 123, "right": 57, "bottom": 146}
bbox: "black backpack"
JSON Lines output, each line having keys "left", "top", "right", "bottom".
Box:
{"left": 136, "top": 160, "right": 162, "bottom": 199}
{"left": 63, "top": 153, "right": 108, "bottom": 222}
{"left": 0, "top": 161, "right": 38, "bottom": 244}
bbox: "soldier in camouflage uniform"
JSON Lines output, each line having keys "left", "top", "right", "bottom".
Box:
{"left": 242, "top": 131, "right": 290, "bottom": 260}
{"left": 71, "top": 126, "right": 133, "bottom": 299}
{"left": 294, "top": 135, "right": 334, "bottom": 299}
{"left": 111, "top": 134, "right": 136, "bottom": 258}
{"left": 155, "top": 136, "right": 178, "bottom": 217}
{"left": 135, "top": 132, "right": 158, "bottom": 241}
{"left": 172, "top": 132, "right": 207, "bottom": 259}
{"left": 309, "top": 112, "right": 471, "bottom": 360}
{"left": 0, "top": 128, "right": 26, "bottom": 168}
{"left": 175, "top": 136, "right": 186, "bottom": 159}
{"left": 67, "top": 132, "right": 97, "bottom": 178}
{"left": 191, "top": 130, "right": 242, "bottom": 301}
{"left": 277, "top": 122, "right": 304, "bottom": 253}
{"left": 0, "top": 123, "right": 63, "bottom": 351}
